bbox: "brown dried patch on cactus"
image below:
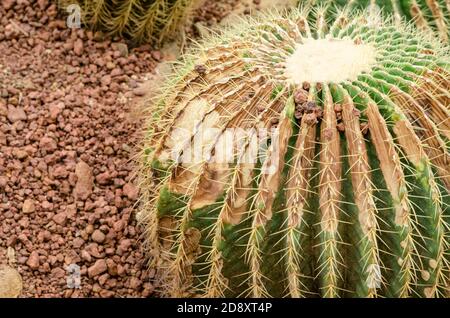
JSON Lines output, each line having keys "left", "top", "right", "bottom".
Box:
{"left": 390, "top": 88, "right": 450, "bottom": 190}
{"left": 366, "top": 102, "right": 409, "bottom": 227}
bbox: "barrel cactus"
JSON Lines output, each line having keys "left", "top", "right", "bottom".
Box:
{"left": 59, "top": 0, "right": 203, "bottom": 44}
{"left": 302, "top": 0, "right": 450, "bottom": 43}
{"left": 138, "top": 6, "right": 450, "bottom": 298}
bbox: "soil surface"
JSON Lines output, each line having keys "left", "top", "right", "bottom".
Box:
{"left": 0, "top": 0, "right": 292, "bottom": 298}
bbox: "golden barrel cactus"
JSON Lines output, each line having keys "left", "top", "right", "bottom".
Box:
{"left": 138, "top": 7, "right": 450, "bottom": 298}
{"left": 59, "top": 0, "right": 203, "bottom": 44}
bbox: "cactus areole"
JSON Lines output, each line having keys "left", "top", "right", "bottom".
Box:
{"left": 139, "top": 8, "right": 450, "bottom": 298}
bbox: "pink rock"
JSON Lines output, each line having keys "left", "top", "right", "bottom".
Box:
{"left": 37, "top": 0, "right": 49, "bottom": 10}
{"left": 110, "top": 68, "right": 122, "bottom": 77}
{"left": 98, "top": 273, "right": 109, "bottom": 285}
{"left": 39, "top": 136, "right": 57, "bottom": 152}
{"left": 106, "top": 259, "right": 118, "bottom": 276}
{"left": 51, "top": 267, "right": 65, "bottom": 279}
{"left": 7, "top": 106, "right": 27, "bottom": 123}
{"left": 91, "top": 230, "right": 105, "bottom": 244}
{"left": 113, "top": 219, "right": 126, "bottom": 232}
{"left": 151, "top": 50, "right": 162, "bottom": 61}
{"left": 117, "top": 264, "right": 125, "bottom": 276}
{"left": 2, "top": 0, "right": 15, "bottom": 10}
{"left": 13, "top": 148, "right": 28, "bottom": 160}
{"left": 129, "top": 277, "right": 142, "bottom": 289}
{"left": 27, "top": 251, "right": 40, "bottom": 270}
{"left": 22, "top": 199, "right": 36, "bottom": 214}
{"left": 73, "top": 39, "right": 84, "bottom": 56}
{"left": 85, "top": 243, "right": 103, "bottom": 258}
{"left": 123, "top": 183, "right": 138, "bottom": 201}
{"left": 95, "top": 171, "right": 111, "bottom": 185}
{"left": 0, "top": 176, "right": 7, "bottom": 188}
{"left": 111, "top": 43, "right": 128, "bottom": 57}
{"left": 52, "top": 165, "right": 69, "bottom": 178}
{"left": 81, "top": 250, "right": 91, "bottom": 262}
{"left": 142, "top": 284, "right": 154, "bottom": 297}
{"left": 99, "top": 290, "right": 115, "bottom": 298}
{"left": 4, "top": 23, "right": 20, "bottom": 39}
{"left": 88, "top": 259, "right": 107, "bottom": 278}
{"left": 72, "top": 237, "right": 85, "bottom": 249}
{"left": 53, "top": 212, "right": 67, "bottom": 226}
{"left": 132, "top": 86, "right": 147, "bottom": 97}
{"left": 74, "top": 161, "right": 93, "bottom": 200}
{"left": 49, "top": 102, "right": 64, "bottom": 120}
{"left": 41, "top": 201, "right": 54, "bottom": 211}
{"left": 101, "top": 75, "right": 112, "bottom": 86}
{"left": 118, "top": 239, "right": 132, "bottom": 253}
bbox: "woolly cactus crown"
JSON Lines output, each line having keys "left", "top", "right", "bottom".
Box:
{"left": 139, "top": 6, "right": 450, "bottom": 298}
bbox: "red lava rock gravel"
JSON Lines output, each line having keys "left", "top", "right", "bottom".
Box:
{"left": 0, "top": 0, "right": 243, "bottom": 298}
{"left": 0, "top": 0, "right": 160, "bottom": 298}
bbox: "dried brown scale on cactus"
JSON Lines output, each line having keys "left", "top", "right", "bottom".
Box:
{"left": 138, "top": 7, "right": 450, "bottom": 298}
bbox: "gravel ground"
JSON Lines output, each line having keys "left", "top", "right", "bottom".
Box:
{"left": 0, "top": 0, "right": 243, "bottom": 298}
{"left": 0, "top": 0, "right": 292, "bottom": 298}
{"left": 0, "top": 0, "right": 161, "bottom": 298}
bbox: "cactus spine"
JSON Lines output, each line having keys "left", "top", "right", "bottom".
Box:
{"left": 139, "top": 7, "right": 450, "bottom": 298}
{"left": 59, "top": 0, "right": 203, "bottom": 44}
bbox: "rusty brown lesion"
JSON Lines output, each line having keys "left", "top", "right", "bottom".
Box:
{"left": 221, "top": 89, "right": 288, "bottom": 225}
{"left": 341, "top": 94, "right": 377, "bottom": 235}
{"left": 409, "top": 81, "right": 450, "bottom": 140}
{"left": 390, "top": 87, "right": 450, "bottom": 191}
{"left": 318, "top": 86, "right": 342, "bottom": 233}
{"left": 286, "top": 115, "right": 317, "bottom": 229}
{"left": 393, "top": 120, "right": 425, "bottom": 167}
{"left": 431, "top": 67, "right": 450, "bottom": 93}
{"left": 425, "top": 0, "right": 449, "bottom": 42}
{"left": 409, "top": 0, "right": 434, "bottom": 35}
{"left": 254, "top": 112, "right": 293, "bottom": 226}
{"left": 366, "top": 102, "right": 410, "bottom": 227}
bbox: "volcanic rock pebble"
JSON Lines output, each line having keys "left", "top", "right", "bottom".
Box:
{"left": 26, "top": 251, "right": 40, "bottom": 270}
{"left": 74, "top": 161, "right": 93, "bottom": 201}
{"left": 7, "top": 106, "right": 27, "bottom": 123}
{"left": 22, "top": 199, "right": 35, "bottom": 214}
{"left": 88, "top": 259, "right": 107, "bottom": 278}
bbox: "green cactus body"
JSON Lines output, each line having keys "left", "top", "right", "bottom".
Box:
{"left": 59, "top": 0, "right": 202, "bottom": 44}
{"left": 139, "top": 7, "right": 450, "bottom": 298}
{"left": 303, "top": 0, "right": 450, "bottom": 43}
